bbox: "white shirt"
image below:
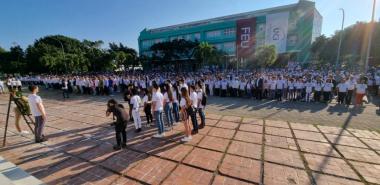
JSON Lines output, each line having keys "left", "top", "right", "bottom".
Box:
{"left": 152, "top": 92, "right": 164, "bottom": 111}
{"left": 305, "top": 82, "right": 314, "bottom": 93}
{"left": 197, "top": 90, "right": 204, "bottom": 109}
{"left": 314, "top": 83, "right": 322, "bottom": 91}
{"left": 130, "top": 95, "right": 141, "bottom": 109}
{"left": 163, "top": 92, "right": 171, "bottom": 103}
{"left": 180, "top": 97, "right": 186, "bottom": 108}
{"left": 356, "top": 84, "right": 367, "bottom": 94}
{"left": 190, "top": 91, "right": 198, "bottom": 108}
{"left": 337, "top": 83, "right": 348, "bottom": 92}
{"left": 28, "top": 94, "right": 43, "bottom": 117}
{"left": 323, "top": 83, "right": 333, "bottom": 92}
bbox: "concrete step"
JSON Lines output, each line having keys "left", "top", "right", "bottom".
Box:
{"left": 0, "top": 156, "right": 44, "bottom": 185}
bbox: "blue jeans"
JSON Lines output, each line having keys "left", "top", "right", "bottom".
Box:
{"left": 154, "top": 110, "right": 164, "bottom": 134}
{"left": 172, "top": 102, "right": 180, "bottom": 122}
{"left": 198, "top": 108, "right": 205, "bottom": 126}
{"left": 164, "top": 103, "right": 174, "bottom": 127}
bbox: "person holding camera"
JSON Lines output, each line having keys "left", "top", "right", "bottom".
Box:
{"left": 106, "top": 99, "right": 129, "bottom": 150}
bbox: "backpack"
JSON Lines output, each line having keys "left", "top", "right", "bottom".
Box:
{"left": 201, "top": 92, "right": 207, "bottom": 106}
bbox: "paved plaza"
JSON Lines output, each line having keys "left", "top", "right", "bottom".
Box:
{"left": 0, "top": 90, "right": 380, "bottom": 185}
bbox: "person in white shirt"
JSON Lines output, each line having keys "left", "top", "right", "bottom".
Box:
{"left": 28, "top": 86, "right": 47, "bottom": 143}
{"left": 269, "top": 77, "right": 277, "bottom": 100}
{"left": 314, "top": 79, "right": 323, "bottom": 102}
{"left": 163, "top": 83, "right": 174, "bottom": 130}
{"left": 336, "top": 79, "right": 348, "bottom": 105}
{"left": 61, "top": 78, "right": 69, "bottom": 99}
{"left": 221, "top": 79, "right": 228, "bottom": 97}
{"left": 180, "top": 87, "right": 192, "bottom": 142}
{"left": 323, "top": 79, "right": 333, "bottom": 103}
{"left": 345, "top": 77, "right": 356, "bottom": 106}
{"left": 355, "top": 79, "right": 367, "bottom": 107}
{"left": 305, "top": 80, "right": 314, "bottom": 102}
{"left": 152, "top": 83, "right": 165, "bottom": 137}
{"left": 142, "top": 89, "right": 153, "bottom": 126}
{"left": 189, "top": 85, "right": 199, "bottom": 134}
{"left": 288, "top": 78, "right": 295, "bottom": 101}
{"left": 196, "top": 82, "right": 206, "bottom": 129}
{"left": 172, "top": 85, "right": 180, "bottom": 123}
{"left": 130, "top": 88, "right": 142, "bottom": 132}
{"left": 0, "top": 79, "right": 4, "bottom": 94}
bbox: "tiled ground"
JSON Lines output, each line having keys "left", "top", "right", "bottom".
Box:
{"left": 0, "top": 91, "right": 380, "bottom": 185}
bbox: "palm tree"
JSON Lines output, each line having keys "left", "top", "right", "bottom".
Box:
{"left": 194, "top": 42, "right": 215, "bottom": 67}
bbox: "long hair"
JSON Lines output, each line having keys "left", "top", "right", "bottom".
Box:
{"left": 180, "top": 87, "right": 191, "bottom": 107}
{"left": 165, "top": 84, "right": 174, "bottom": 102}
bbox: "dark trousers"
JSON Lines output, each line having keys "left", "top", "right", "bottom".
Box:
{"left": 190, "top": 108, "right": 199, "bottom": 131}
{"left": 346, "top": 90, "right": 353, "bottom": 105}
{"left": 314, "top": 91, "right": 321, "bottom": 102}
{"left": 323, "top": 92, "right": 331, "bottom": 102}
{"left": 338, "top": 92, "right": 346, "bottom": 104}
{"left": 221, "top": 89, "right": 227, "bottom": 97}
{"left": 34, "top": 116, "right": 45, "bottom": 142}
{"left": 62, "top": 89, "right": 69, "bottom": 99}
{"left": 115, "top": 123, "right": 126, "bottom": 146}
{"left": 144, "top": 106, "right": 153, "bottom": 124}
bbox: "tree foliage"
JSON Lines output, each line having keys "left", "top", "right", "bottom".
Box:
{"left": 310, "top": 21, "right": 380, "bottom": 70}
{"left": 0, "top": 35, "right": 139, "bottom": 74}
{"left": 251, "top": 45, "right": 277, "bottom": 68}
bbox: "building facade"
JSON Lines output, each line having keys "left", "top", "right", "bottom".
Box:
{"left": 138, "top": 0, "right": 322, "bottom": 64}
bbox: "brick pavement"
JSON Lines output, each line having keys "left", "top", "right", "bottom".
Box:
{"left": 0, "top": 91, "right": 380, "bottom": 185}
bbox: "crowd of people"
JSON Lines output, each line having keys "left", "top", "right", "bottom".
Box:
{"left": 2, "top": 68, "right": 380, "bottom": 150}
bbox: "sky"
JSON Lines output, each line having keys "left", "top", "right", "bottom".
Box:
{"left": 0, "top": 0, "right": 379, "bottom": 51}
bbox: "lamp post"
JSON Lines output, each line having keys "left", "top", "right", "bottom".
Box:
{"left": 335, "top": 8, "right": 345, "bottom": 71}
{"left": 365, "top": 0, "right": 377, "bottom": 73}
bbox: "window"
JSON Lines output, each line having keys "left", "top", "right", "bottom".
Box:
{"left": 206, "top": 30, "right": 221, "bottom": 39}
{"left": 223, "top": 28, "right": 236, "bottom": 36}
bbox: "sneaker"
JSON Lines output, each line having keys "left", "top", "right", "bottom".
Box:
{"left": 137, "top": 128, "right": 142, "bottom": 132}
{"left": 20, "top": 130, "right": 29, "bottom": 135}
{"left": 181, "top": 136, "right": 192, "bottom": 142}
{"left": 164, "top": 127, "right": 171, "bottom": 131}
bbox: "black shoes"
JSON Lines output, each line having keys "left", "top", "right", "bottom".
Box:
{"left": 191, "top": 130, "right": 198, "bottom": 135}
{"left": 113, "top": 145, "right": 122, "bottom": 150}
{"left": 121, "top": 143, "right": 127, "bottom": 149}
{"left": 36, "top": 137, "right": 48, "bottom": 143}
{"left": 134, "top": 128, "right": 142, "bottom": 133}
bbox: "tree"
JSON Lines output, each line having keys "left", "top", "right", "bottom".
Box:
{"left": 25, "top": 35, "right": 89, "bottom": 73}
{"left": 109, "top": 42, "right": 138, "bottom": 70}
{"left": 253, "top": 45, "right": 277, "bottom": 68}
{"left": 193, "top": 42, "right": 215, "bottom": 67}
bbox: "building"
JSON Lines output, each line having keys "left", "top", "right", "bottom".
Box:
{"left": 138, "top": 0, "right": 322, "bottom": 65}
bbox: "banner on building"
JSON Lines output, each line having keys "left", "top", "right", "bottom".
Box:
{"left": 236, "top": 17, "right": 256, "bottom": 59}
{"left": 265, "top": 12, "right": 289, "bottom": 53}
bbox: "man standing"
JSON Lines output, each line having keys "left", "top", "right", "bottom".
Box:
{"left": 130, "top": 88, "right": 142, "bottom": 133}
{"left": 28, "top": 85, "right": 47, "bottom": 143}
{"left": 196, "top": 82, "right": 206, "bottom": 129}
{"left": 189, "top": 85, "right": 199, "bottom": 134}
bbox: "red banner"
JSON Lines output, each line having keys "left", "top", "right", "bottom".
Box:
{"left": 236, "top": 18, "right": 256, "bottom": 59}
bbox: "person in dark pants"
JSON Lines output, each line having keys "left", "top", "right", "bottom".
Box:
{"left": 143, "top": 89, "right": 153, "bottom": 126}
{"left": 106, "top": 99, "right": 129, "bottom": 150}
{"left": 189, "top": 85, "right": 199, "bottom": 134}
{"left": 196, "top": 82, "right": 206, "bottom": 129}
{"left": 28, "top": 85, "right": 48, "bottom": 143}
